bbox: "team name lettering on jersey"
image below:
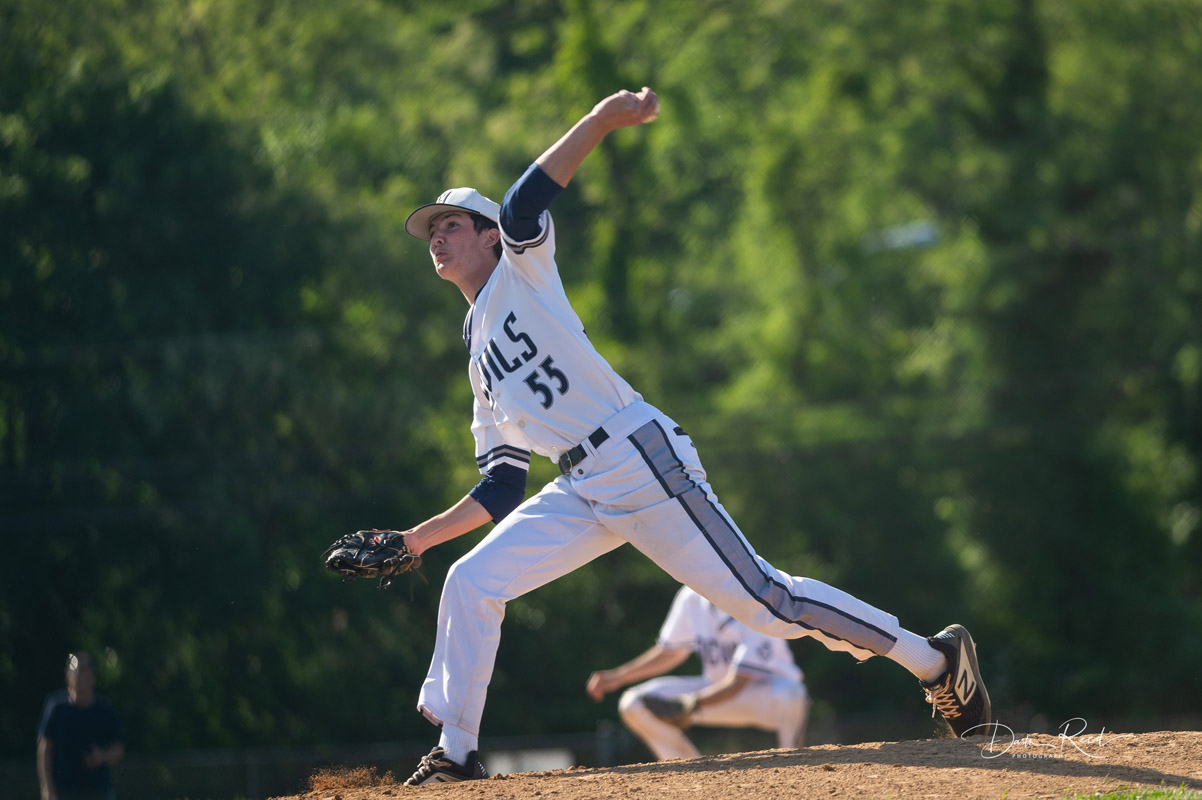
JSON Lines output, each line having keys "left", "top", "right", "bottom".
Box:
{"left": 697, "top": 637, "right": 739, "bottom": 669}
{"left": 475, "top": 311, "right": 570, "bottom": 409}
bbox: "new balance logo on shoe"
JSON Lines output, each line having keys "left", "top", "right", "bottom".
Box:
{"left": 923, "top": 624, "right": 991, "bottom": 738}
{"left": 954, "top": 637, "right": 977, "bottom": 703}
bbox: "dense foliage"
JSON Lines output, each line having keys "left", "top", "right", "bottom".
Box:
{"left": 2, "top": 0, "right": 1199, "bottom": 756}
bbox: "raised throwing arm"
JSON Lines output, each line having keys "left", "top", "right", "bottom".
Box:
{"left": 535, "top": 87, "right": 659, "bottom": 189}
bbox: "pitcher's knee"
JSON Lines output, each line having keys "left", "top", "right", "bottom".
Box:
{"left": 444, "top": 555, "right": 500, "bottom": 601}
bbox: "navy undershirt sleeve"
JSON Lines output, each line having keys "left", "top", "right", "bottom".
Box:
{"left": 468, "top": 463, "right": 528, "bottom": 522}
{"left": 501, "top": 163, "right": 564, "bottom": 242}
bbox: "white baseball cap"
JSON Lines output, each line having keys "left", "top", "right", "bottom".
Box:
{"left": 405, "top": 187, "right": 501, "bottom": 241}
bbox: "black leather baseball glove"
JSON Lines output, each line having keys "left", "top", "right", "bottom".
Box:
{"left": 322, "top": 530, "right": 423, "bottom": 590}
{"left": 642, "top": 693, "right": 699, "bottom": 729}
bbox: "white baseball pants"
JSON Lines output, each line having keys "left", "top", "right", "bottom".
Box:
{"left": 618, "top": 674, "right": 810, "bottom": 760}
{"left": 418, "top": 401, "right": 900, "bottom": 736}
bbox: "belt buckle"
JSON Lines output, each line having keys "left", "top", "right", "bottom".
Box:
{"left": 558, "top": 444, "right": 585, "bottom": 475}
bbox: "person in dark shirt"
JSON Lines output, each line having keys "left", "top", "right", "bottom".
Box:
{"left": 37, "top": 652, "right": 124, "bottom": 800}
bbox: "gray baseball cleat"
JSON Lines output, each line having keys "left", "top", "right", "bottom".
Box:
{"left": 403, "top": 747, "right": 489, "bottom": 786}
{"left": 922, "top": 624, "right": 992, "bottom": 737}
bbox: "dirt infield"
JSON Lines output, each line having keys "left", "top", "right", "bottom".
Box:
{"left": 287, "top": 730, "right": 1202, "bottom": 800}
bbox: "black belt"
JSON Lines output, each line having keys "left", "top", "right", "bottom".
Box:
{"left": 558, "top": 427, "right": 610, "bottom": 475}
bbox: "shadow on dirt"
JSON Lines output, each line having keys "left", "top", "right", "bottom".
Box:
{"left": 587, "top": 733, "right": 1202, "bottom": 791}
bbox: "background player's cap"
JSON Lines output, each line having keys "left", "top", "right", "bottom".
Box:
{"left": 405, "top": 187, "right": 500, "bottom": 241}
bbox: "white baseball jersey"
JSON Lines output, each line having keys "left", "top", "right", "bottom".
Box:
{"left": 466, "top": 211, "right": 641, "bottom": 472}
{"left": 657, "top": 587, "right": 804, "bottom": 685}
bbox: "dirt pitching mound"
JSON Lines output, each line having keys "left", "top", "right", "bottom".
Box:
{"left": 281, "top": 730, "right": 1202, "bottom": 800}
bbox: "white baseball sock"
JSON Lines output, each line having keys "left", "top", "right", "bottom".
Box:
{"left": 437, "top": 723, "right": 477, "bottom": 765}
{"left": 887, "top": 628, "right": 948, "bottom": 683}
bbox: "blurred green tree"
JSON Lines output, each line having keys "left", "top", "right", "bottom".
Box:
{"left": 2, "top": 0, "right": 1199, "bottom": 759}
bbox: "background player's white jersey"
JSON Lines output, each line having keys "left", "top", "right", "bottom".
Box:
{"left": 466, "top": 211, "right": 642, "bottom": 468}
{"left": 657, "top": 587, "right": 804, "bottom": 685}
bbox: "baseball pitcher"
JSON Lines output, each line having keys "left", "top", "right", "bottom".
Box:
{"left": 322, "top": 86, "right": 990, "bottom": 786}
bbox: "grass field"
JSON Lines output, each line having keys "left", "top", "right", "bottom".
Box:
{"left": 1066, "top": 791, "right": 1202, "bottom": 800}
